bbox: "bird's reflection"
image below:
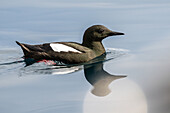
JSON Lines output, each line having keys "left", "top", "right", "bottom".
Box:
{"left": 84, "top": 55, "right": 126, "bottom": 97}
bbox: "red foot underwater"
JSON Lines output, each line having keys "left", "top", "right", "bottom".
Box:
{"left": 37, "top": 59, "right": 56, "bottom": 65}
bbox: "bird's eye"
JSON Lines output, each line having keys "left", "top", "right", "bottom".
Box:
{"left": 97, "top": 29, "right": 104, "bottom": 33}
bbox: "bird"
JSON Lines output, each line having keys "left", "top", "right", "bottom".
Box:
{"left": 16, "top": 25, "right": 124, "bottom": 64}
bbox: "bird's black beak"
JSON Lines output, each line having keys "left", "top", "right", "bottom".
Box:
{"left": 108, "top": 31, "right": 124, "bottom": 36}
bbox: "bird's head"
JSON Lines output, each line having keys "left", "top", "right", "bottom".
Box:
{"left": 83, "top": 25, "right": 124, "bottom": 43}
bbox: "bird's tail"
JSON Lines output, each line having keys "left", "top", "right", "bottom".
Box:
{"left": 16, "top": 41, "right": 30, "bottom": 57}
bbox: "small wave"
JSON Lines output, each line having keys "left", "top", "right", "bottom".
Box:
{"left": 0, "top": 60, "right": 24, "bottom": 66}
{"left": 106, "top": 48, "right": 129, "bottom": 52}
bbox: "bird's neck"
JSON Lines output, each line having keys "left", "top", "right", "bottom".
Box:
{"left": 82, "top": 36, "right": 105, "bottom": 56}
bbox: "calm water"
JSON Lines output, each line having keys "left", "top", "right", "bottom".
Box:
{"left": 0, "top": 0, "right": 170, "bottom": 113}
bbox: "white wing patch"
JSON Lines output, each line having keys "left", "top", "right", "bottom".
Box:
{"left": 50, "top": 43, "right": 82, "bottom": 53}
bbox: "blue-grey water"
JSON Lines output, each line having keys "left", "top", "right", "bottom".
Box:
{"left": 1, "top": 0, "right": 170, "bottom": 113}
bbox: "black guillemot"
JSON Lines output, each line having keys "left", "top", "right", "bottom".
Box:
{"left": 16, "top": 25, "right": 124, "bottom": 64}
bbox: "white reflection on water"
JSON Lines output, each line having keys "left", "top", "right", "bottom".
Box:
{"left": 83, "top": 78, "right": 147, "bottom": 113}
